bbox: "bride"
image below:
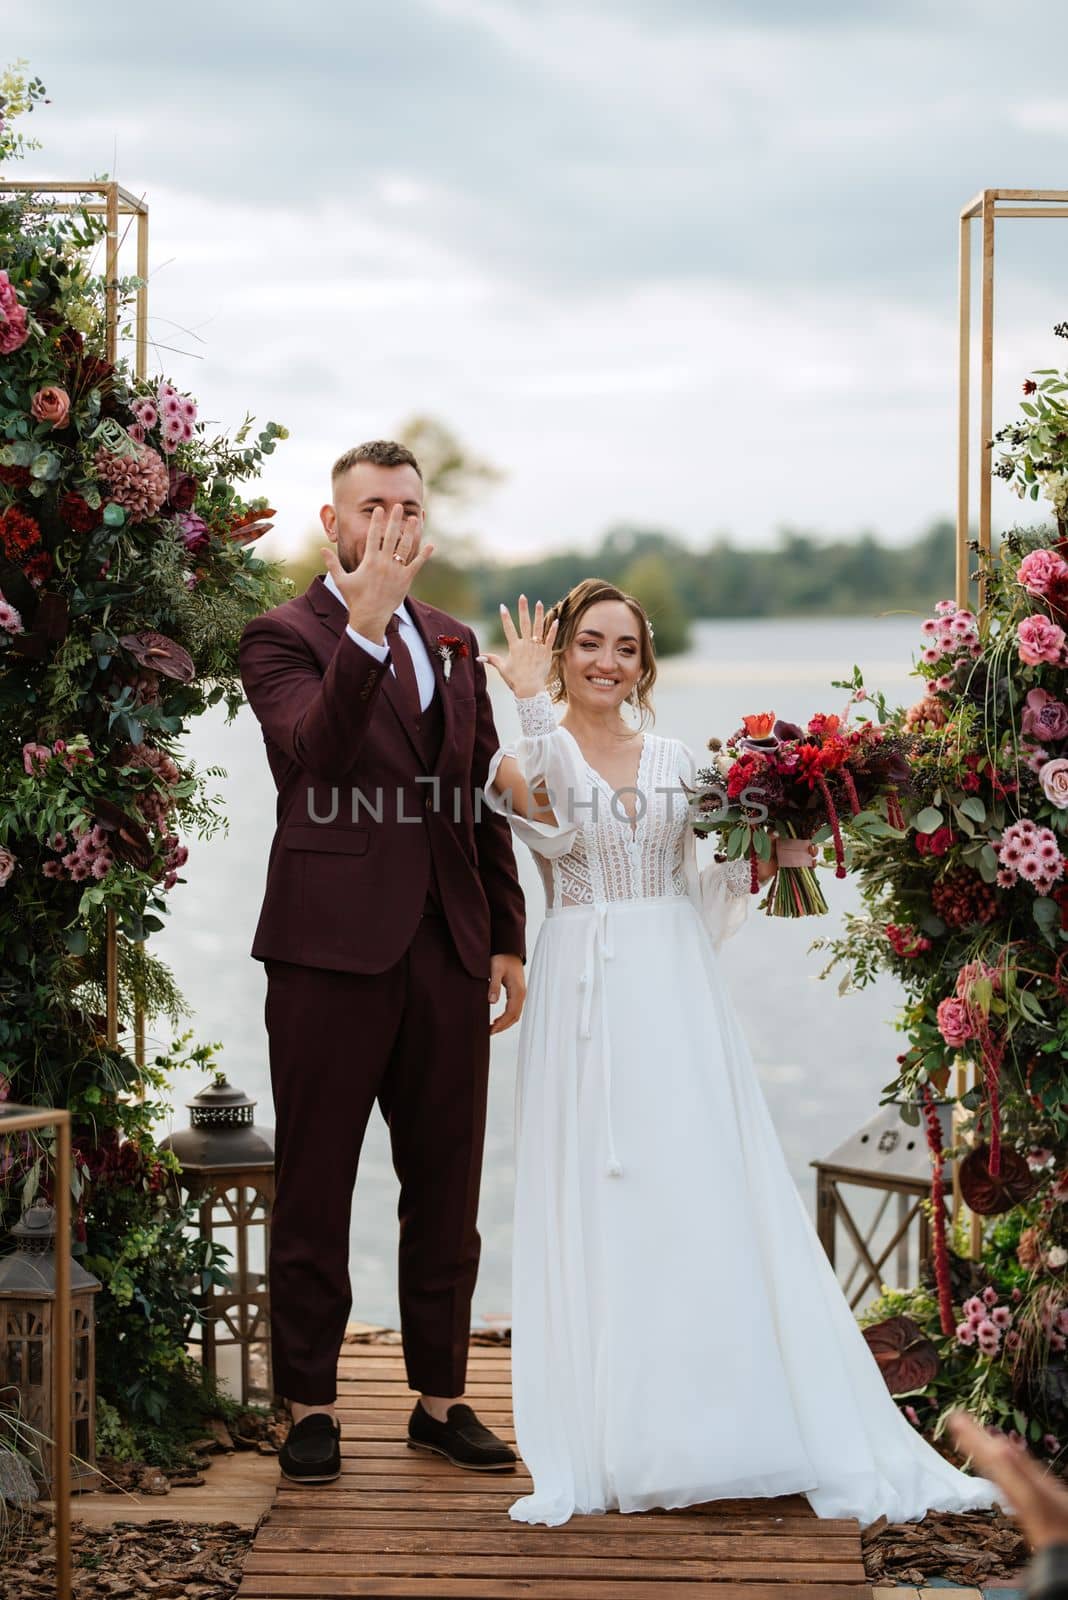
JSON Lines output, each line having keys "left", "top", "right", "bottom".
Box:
{"left": 479, "top": 578, "right": 999, "bottom": 1529}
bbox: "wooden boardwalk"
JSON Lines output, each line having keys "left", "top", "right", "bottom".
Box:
{"left": 236, "top": 1337, "right": 873, "bottom": 1599}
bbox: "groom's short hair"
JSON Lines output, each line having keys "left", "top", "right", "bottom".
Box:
{"left": 332, "top": 440, "right": 423, "bottom": 484}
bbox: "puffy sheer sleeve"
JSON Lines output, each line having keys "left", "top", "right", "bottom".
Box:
{"left": 484, "top": 691, "right": 585, "bottom": 860}
{"left": 678, "top": 740, "right": 752, "bottom": 949}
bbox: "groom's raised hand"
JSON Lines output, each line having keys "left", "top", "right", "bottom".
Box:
{"left": 488, "top": 953, "right": 525, "bottom": 1035}
{"left": 321, "top": 504, "right": 434, "bottom": 645}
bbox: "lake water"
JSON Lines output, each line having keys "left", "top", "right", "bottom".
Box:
{"left": 152, "top": 614, "right": 925, "bottom": 1330}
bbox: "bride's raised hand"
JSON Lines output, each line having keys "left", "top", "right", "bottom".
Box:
{"left": 479, "top": 595, "right": 559, "bottom": 698}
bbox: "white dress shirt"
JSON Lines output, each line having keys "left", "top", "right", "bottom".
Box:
{"left": 323, "top": 568, "right": 436, "bottom": 711}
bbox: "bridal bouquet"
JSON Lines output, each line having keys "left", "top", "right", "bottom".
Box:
{"left": 690, "top": 693, "right": 911, "bottom": 917}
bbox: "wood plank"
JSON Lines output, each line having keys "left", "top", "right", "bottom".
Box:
{"left": 334, "top": 1420, "right": 517, "bottom": 1440}
{"left": 279, "top": 1475, "right": 526, "bottom": 1494}
{"left": 337, "top": 1444, "right": 519, "bottom": 1460}
{"left": 238, "top": 1582, "right": 871, "bottom": 1599}
{"left": 333, "top": 1461, "right": 531, "bottom": 1481}
{"left": 336, "top": 1381, "right": 514, "bottom": 1396}
{"left": 255, "top": 1526, "right": 862, "bottom": 1559}
{"left": 248, "top": 1336, "right": 868, "bottom": 1595}
{"left": 243, "top": 1552, "right": 867, "bottom": 1580}
{"left": 265, "top": 1509, "right": 859, "bottom": 1536}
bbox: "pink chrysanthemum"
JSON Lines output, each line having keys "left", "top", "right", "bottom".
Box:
{"left": 93, "top": 442, "right": 169, "bottom": 520}
{"left": 0, "top": 596, "right": 23, "bottom": 633}
{"left": 935, "top": 599, "right": 957, "bottom": 615}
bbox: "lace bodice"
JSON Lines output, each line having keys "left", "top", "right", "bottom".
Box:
{"left": 485, "top": 692, "right": 751, "bottom": 946}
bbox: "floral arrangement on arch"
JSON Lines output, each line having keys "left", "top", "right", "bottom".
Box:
{"left": 817, "top": 328, "right": 1068, "bottom": 1462}
{"left": 0, "top": 66, "right": 290, "bottom": 1459}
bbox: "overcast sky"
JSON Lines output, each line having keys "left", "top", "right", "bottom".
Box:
{"left": 10, "top": 0, "right": 1068, "bottom": 559}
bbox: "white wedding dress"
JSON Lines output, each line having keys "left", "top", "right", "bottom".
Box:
{"left": 485, "top": 691, "right": 999, "bottom": 1528}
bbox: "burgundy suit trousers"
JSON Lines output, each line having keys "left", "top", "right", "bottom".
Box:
{"left": 264, "top": 911, "right": 490, "bottom": 1404}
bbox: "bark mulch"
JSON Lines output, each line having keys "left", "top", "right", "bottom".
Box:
{"left": 0, "top": 1514, "right": 255, "bottom": 1598}
{"left": 862, "top": 1506, "right": 1030, "bottom": 1588}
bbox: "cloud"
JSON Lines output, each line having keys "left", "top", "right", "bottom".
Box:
{"left": 10, "top": 0, "right": 1068, "bottom": 558}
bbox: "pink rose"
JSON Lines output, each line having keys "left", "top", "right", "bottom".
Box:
{"left": 1023, "top": 687, "right": 1068, "bottom": 742}
{"left": 21, "top": 741, "right": 52, "bottom": 775}
{"left": 1018, "top": 614, "right": 1067, "bottom": 667}
{"left": 0, "top": 269, "right": 28, "bottom": 355}
{"left": 1040, "top": 758, "right": 1068, "bottom": 810}
{"left": 0, "top": 847, "right": 15, "bottom": 887}
{"left": 1018, "top": 547, "right": 1068, "bottom": 596}
{"left": 937, "top": 996, "right": 974, "bottom": 1048}
{"left": 30, "top": 386, "right": 71, "bottom": 429}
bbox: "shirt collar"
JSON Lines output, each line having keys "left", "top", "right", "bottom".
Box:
{"left": 323, "top": 567, "right": 409, "bottom": 625}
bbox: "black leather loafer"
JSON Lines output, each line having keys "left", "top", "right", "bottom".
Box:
{"left": 407, "top": 1401, "right": 517, "bottom": 1472}
{"left": 278, "top": 1412, "right": 341, "bottom": 1483}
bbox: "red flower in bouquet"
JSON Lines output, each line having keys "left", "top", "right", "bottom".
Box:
{"left": 0, "top": 505, "right": 43, "bottom": 562}
{"left": 726, "top": 750, "right": 768, "bottom": 802}
{"left": 915, "top": 825, "right": 955, "bottom": 857}
{"left": 886, "top": 922, "right": 932, "bottom": 958}
{"left": 742, "top": 711, "right": 776, "bottom": 739}
{"left": 23, "top": 549, "right": 54, "bottom": 587}
{"left": 58, "top": 491, "right": 102, "bottom": 534}
{"left": 807, "top": 711, "right": 841, "bottom": 738}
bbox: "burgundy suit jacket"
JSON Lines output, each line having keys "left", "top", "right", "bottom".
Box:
{"left": 238, "top": 575, "right": 526, "bottom": 979}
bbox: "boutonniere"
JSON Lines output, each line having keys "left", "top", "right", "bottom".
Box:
{"left": 436, "top": 634, "right": 469, "bottom": 682}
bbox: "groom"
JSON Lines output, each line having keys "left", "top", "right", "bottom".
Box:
{"left": 239, "top": 439, "right": 527, "bottom": 1483}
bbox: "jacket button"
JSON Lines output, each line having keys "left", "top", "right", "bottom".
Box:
{"left": 424, "top": 795, "right": 432, "bottom": 810}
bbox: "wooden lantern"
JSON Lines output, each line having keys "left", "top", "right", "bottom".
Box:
{"left": 810, "top": 1100, "right": 953, "bottom": 1312}
{"left": 0, "top": 1200, "right": 101, "bottom": 1489}
{"left": 160, "top": 1074, "right": 275, "bottom": 1406}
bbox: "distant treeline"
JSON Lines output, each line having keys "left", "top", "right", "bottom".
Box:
{"left": 467, "top": 520, "right": 960, "bottom": 654}
{"left": 283, "top": 517, "right": 963, "bottom": 657}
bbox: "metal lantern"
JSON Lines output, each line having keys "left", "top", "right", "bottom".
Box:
{"left": 160, "top": 1074, "right": 275, "bottom": 1406}
{"left": 811, "top": 1100, "right": 953, "bottom": 1312}
{"left": 0, "top": 1201, "right": 102, "bottom": 1489}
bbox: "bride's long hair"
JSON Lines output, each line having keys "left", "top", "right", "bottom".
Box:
{"left": 544, "top": 578, "right": 658, "bottom": 728}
